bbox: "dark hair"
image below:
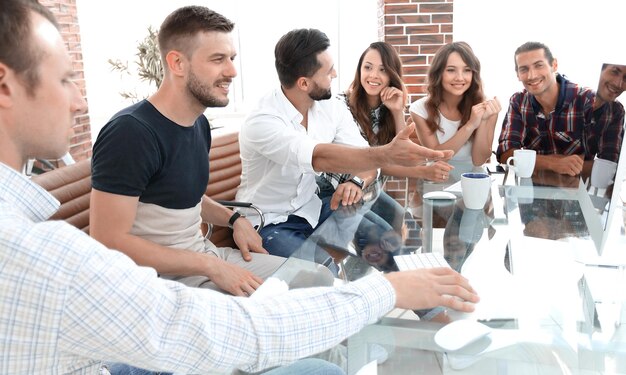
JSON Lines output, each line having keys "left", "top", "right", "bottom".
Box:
{"left": 514, "top": 41, "right": 554, "bottom": 72}
{"left": 0, "top": 0, "right": 58, "bottom": 95}
{"left": 158, "top": 6, "right": 234, "bottom": 65}
{"left": 424, "top": 41, "right": 485, "bottom": 133}
{"left": 348, "top": 42, "right": 404, "bottom": 145}
{"left": 274, "top": 28, "right": 331, "bottom": 88}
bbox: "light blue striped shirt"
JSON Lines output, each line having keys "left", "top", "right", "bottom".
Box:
{"left": 0, "top": 162, "right": 396, "bottom": 374}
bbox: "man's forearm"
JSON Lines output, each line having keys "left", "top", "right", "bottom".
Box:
{"left": 312, "top": 143, "right": 387, "bottom": 175}
{"left": 200, "top": 195, "right": 237, "bottom": 227}
{"left": 497, "top": 148, "right": 515, "bottom": 164}
{"left": 109, "top": 232, "right": 214, "bottom": 277}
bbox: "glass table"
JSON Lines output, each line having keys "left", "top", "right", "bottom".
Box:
{"left": 266, "top": 160, "right": 626, "bottom": 374}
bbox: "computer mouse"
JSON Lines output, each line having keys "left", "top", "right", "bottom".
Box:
{"left": 434, "top": 319, "right": 492, "bottom": 351}
{"left": 423, "top": 191, "right": 457, "bottom": 200}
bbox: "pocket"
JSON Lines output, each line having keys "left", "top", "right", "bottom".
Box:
{"left": 554, "top": 131, "right": 575, "bottom": 143}
{"left": 553, "top": 131, "right": 583, "bottom": 154}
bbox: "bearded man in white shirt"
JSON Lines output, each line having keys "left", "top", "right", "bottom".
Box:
{"left": 237, "top": 28, "right": 453, "bottom": 261}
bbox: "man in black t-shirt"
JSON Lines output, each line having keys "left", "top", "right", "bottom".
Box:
{"left": 90, "top": 7, "right": 285, "bottom": 296}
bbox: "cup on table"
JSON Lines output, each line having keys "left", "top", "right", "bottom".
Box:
{"left": 461, "top": 172, "right": 491, "bottom": 209}
{"left": 591, "top": 158, "right": 618, "bottom": 189}
{"left": 506, "top": 149, "right": 536, "bottom": 178}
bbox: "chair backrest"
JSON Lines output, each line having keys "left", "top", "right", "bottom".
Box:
{"left": 205, "top": 131, "right": 241, "bottom": 248}
{"left": 30, "top": 132, "right": 242, "bottom": 247}
{"left": 31, "top": 158, "right": 92, "bottom": 233}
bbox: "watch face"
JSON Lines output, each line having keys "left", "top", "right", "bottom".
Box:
{"left": 351, "top": 176, "right": 364, "bottom": 188}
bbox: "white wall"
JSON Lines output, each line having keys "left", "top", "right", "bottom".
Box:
{"left": 76, "top": 0, "right": 378, "bottom": 139}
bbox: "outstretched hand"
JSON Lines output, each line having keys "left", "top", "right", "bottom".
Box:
{"left": 207, "top": 258, "right": 264, "bottom": 297}
{"left": 385, "top": 124, "right": 454, "bottom": 167}
{"left": 385, "top": 267, "right": 479, "bottom": 312}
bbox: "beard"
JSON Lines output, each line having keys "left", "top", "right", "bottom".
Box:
{"left": 187, "top": 69, "right": 230, "bottom": 108}
{"left": 308, "top": 82, "right": 332, "bottom": 101}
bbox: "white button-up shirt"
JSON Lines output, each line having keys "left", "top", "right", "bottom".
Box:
{"left": 0, "top": 162, "right": 395, "bottom": 374}
{"left": 237, "top": 88, "right": 369, "bottom": 228}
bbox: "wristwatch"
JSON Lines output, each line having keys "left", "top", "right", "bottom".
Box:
{"left": 228, "top": 212, "right": 243, "bottom": 229}
{"left": 348, "top": 176, "right": 364, "bottom": 189}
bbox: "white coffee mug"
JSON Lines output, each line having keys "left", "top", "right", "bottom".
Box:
{"left": 506, "top": 149, "right": 537, "bottom": 178}
{"left": 591, "top": 158, "right": 618, "bottom": 189}
{"left": 461, "top": 172, "right": 491, "bottom": 209}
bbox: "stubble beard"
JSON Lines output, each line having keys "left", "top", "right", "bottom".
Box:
{"left": 187, "top": 70, "right": 229, "bottom": 108}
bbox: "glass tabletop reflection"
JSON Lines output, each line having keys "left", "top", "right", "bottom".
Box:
{"left": 266, "top": 160, "right": 626, "bottom": 374}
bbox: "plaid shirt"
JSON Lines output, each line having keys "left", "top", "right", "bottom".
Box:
{"left": 0, "top": 162, "right": 395, "bottom": 374}
{"left": 496, "top": 74, "right": 622, "bottom": 161}
{"left": 585, "top": 100, "right": 625, "bottom": 162}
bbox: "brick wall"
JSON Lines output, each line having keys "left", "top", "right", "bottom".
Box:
{"left": 379, "top": 0, "right": 453, "bottom": 105}
{"left": 378, "top": 0, "right": 454, "bottom": 245}
{"left": 40, "top": 0, "right": 92, "bottom": 163}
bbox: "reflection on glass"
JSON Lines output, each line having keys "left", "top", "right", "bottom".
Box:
{"left": 520, "top": 198, "right": 590, "bottom": 241}
{"left": 594, "top": 64, "right": 626, "bottom": 110}
{"left": 589, "top": 63, "right": 626, "bottom": 236}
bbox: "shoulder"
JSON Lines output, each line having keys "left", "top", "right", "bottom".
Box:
{"left": 99, "top": 101, "right": 158, "bottom": 140}
{"left": 0, "top": 217, "right": 107, "bottom": 284}
{"left": 507, "top": 90, "right": 529, "bottom": 108}
{"left": 409, "top": 96, "right": 428, "bottom": 115}
{"left": 245, "top": 89, "right": 288, "bottom": 125}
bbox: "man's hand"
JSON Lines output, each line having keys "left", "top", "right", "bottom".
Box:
{"left": 385, "top": 124, "right": 454, "bottom": 167}
{"left": 330, "top": 181, "right": 364, "bottom": 210}
{"left": 548, "top": 154, "right": 584, "bottom": 176}
{"left": 232, "top": 218, "right": 268, "bottom": 261}
{"left": 385, "top": 268, "right": 479, "bottom": 311}
{"left": 206, "top": 256, "right": 264, "bottom": 296}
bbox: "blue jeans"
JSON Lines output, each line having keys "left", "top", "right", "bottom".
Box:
{"left": 259, "top": 198, "right": 334, "bottom": 260}
{"left": 244, "top": 358, "right": 345, "bottom": 375}
{"left": 107, "top": 358, "right": 344, "bottom": 375}
{"left": 105, "top": 363, "right": 171, "bottom": 375}
{"left": 315, "top": 176, "right": 405, "bottom": 234}
{"left": 316, "top": 177, "right": 408, "bottom": 251}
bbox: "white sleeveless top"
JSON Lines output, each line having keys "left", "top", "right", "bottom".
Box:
{"left": 410, "top": 96, "right": 472, "bottom": 162}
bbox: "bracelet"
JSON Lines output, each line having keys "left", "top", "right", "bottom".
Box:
{"left": 228, "top": 212, "right": 242, "bottom": 229}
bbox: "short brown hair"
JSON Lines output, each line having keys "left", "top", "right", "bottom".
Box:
{"left": 0, "top": 0, "right": 59, "bottom": 95}
{"left": 157, "top": 6, "right": 234, "bottom": 65}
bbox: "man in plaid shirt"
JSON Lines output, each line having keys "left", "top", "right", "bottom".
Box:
{"left": 496, "top": 41, "right": 623, "bottom": 177}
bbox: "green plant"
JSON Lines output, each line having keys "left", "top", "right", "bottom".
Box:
{"left": 108, "top": 26, "right": 162, "bottom": 102}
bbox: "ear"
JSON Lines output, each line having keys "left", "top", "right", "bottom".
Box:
{"left": 295, "top": 76, "right": 310, "bottom": 92}
{"left": 552, "top": 58, "right": 558, "bottom": 73}
{"left": 0, "top": 63, "right": 16, "bottom": 108}
{"left": 164, "top": 50, "right": 186, "bottom": 77}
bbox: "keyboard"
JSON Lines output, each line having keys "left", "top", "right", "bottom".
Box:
{"left": 394, "top": 252, "right": 451, "bottom": 271}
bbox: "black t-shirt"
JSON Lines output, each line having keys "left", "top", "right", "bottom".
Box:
{"left": 92, "top": 100, "right": 211, "bottom": 209}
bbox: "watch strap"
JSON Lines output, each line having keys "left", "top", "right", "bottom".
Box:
{"left": 228, "top": 212, "right": 242, "bottom": 229}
